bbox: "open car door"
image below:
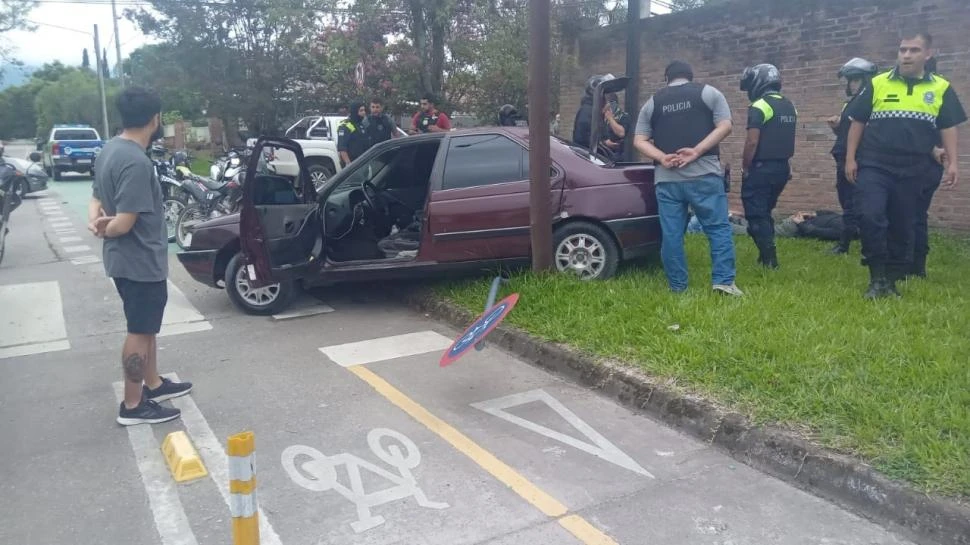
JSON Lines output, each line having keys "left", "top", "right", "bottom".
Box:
{"left": 239, "top": 137, "right": 323, "bottom": 288}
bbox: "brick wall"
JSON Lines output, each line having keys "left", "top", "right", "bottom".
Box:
{"left": 560, "top": 0, "right": 970, "bottom": 231}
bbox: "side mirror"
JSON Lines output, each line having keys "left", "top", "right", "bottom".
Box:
{"left": 29, "top": 152, "right": 42, "bottom": 163}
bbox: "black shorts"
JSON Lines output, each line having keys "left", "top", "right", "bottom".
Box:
{"left": 113, "top": 278, "right": 168, "bottom": 334}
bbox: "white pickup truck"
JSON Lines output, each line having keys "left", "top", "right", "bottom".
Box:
{"left": 261, "top": 114, "right": 407, "bottom": 190}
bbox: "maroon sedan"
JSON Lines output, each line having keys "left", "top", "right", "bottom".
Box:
{"left": 176, "top": 128, "right": 659, "bottom": 314}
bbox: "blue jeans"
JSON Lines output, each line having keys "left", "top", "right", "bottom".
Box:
{"left": 655, "top": 176, "right": 737, "bottom": 291}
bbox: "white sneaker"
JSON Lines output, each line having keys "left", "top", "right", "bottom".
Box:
{"left": 713, "top": 283, "right": 744, "bottom": 296}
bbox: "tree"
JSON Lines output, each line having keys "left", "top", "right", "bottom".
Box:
{"left": 128, "top": 0, "right": 324, "bottom": 135}
{"left": 0, "top": 0, "right": 36, "bottom": 33}
{"left": 34, "top": 70, "right": 120, "bottom": 138}
{"left": 0, "top": 0, "right": 38, "bottom": 79}
{"left": 0, "top": 61, "right": 75, "bottom": 139}
{"left": 123, "top": 44, "right": 205, "bottom": 120}
{"left": 82, "top": 48, "right": 90, "bottom": 69}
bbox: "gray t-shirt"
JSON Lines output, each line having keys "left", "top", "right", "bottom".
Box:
{"left": 635, "top": 80, "right": 733, "bottom": 183}
{"left": 92, "top": 137, "right": 168, "bottom": 282}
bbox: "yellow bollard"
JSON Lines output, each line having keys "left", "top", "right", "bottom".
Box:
{"left": 228, "top": 431, "right": 259, "bottom": 545}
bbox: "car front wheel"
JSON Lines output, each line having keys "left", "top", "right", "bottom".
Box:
{"left": 307, "top": 161, "right": 335, "bottom": 192}
{"left": 225, "top": 253, "right": 295, "bottom": 315}
{"left": 553, "top": 221, "right": 620, "bottom": 280}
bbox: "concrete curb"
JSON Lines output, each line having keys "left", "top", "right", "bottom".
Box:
{"left": 403, "top": 289, "right": 970, "bottom": 545}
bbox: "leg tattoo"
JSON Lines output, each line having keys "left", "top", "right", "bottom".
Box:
{"left": 123, "top": 352, "right": 147, "bottom": 384}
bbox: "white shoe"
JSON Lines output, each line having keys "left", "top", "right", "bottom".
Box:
{"left": 713, "top": 283, "right": 744, "bottom": 296}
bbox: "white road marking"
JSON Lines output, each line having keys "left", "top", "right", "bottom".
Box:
{"left": 71, "top": 255, "right": 101, "bottom": 265}
{"left": 112, "top": 382, "right": 199, "bottom": 545}
{"left": 63, "top": 244, "right": 92, "bottom": 253}
{"left": 58, "top": 236, "right": 83, "bottom": 243}
{"left": 471, "top": 389, "right": 655, "bottom": 478}
{"left": 159, "top": 281, "right": 211, "bottom": 337}
{"left": 50, "top": 220, "right": 72, "bottom": 226}
{"left": 281, "top": 429, "right": 448, "bottom": 533}
{"left": 38, "top": 198, "right": 57, "bottom": 204}
{"left": 0, "top": 282, "right": 71, "bottom": 360}
{"left": 46, "top": 216, "right": 69, "bottom": 222}
{"left": 272, "top": 297, "right": 335, "bottom": 320}
{"left": 319, "top": 330, "right": 453, "bottom": 367}
{"left": 54, "top": 229, "right": 76, "bottom": 235}
{"left": 167, "top": 373, "right": 284, "bottom": 545}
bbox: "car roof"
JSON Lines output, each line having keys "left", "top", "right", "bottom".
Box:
{"left": 53, "top": 124, "right": 95, "bottom": 129}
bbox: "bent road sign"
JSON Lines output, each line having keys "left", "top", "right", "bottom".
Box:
{"left": 440, "top": 293, "right": 519, "bottom": 367}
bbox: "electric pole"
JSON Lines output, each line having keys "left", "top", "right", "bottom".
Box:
{"left": 93, "top": 25, "right": 110, "bottom": 138}
{"left": 624, "top": 0, "right": 648, "bottom": 162}
{"left": 527, "top": 0, "right": 553, "bottom": 272}
{"left": 111, "top": 0, "right": 124, "bottom": 86}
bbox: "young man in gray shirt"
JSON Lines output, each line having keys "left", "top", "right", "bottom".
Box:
{"left": 634, "top": 61, "right": 742, "bottom": 296}
{"left": 89, "top": 86, "right": 192, "bottom": 426}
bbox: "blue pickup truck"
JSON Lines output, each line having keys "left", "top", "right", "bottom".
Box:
{"left": 39, "top": 124, "right": 105, "bottom": 181}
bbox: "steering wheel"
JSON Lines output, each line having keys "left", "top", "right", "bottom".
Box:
{"left": 361, "top": 180, "right": 386, "bottom": 213}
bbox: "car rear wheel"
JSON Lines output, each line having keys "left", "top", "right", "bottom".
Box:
{"left": 225, "top": 253, "right": 295, "bottom": 315}
{"left": 553, "top": 221, "right": 620, "bottom": 280}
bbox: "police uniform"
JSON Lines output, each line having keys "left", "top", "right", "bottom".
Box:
{"left": 336, "top": 118, "right": 366, "bottom": 166}
{"left": 743, "top": 91, "right": 797, "bottom": 266}
{"left": 362, "top": 113, "right": 396, "bottom": 152}
{"left": 830, "top": 96, "right": 864, "bottom": 251}
{"left": 911, "top": 132, "right": 945, "bottom": 277}
{"left": 846, "top": 68, "right": 966, "bottom": 291}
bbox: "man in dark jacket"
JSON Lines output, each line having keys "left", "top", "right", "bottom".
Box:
{"left": 337, "top": 101, "right": 367, "bottom": 167}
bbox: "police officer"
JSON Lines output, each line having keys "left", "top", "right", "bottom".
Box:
{"left": 337, "top": 101, "right": 367, "bottom": 167}
{"left": 498, "top": 104, "right": 520, "bottom": 126}
{"left": 845, "top": 31, "right": 966, "bottom": 298}
{"left": 740, "top": 64, "right": 798, "bottom": 269}
{"left": 827, "top": 58, "right": 878, "bottom": 255}
{"left": 908, "top": 56, "right": 948, "bottom": 279}
{"left": 634, "top": 60, "right": 742, "bottom": 296}
{"left": 599, "top": 92, "right": 631, "bottom": 161}
{"left": 361, "top": 97, "right": 400, "bottom": 153}
{"left": 573, "top": 74, "right": 613, "bottom": 148}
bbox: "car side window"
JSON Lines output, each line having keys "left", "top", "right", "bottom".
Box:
{"left": 442, "top": 135, "right": 525, "bottom": 190}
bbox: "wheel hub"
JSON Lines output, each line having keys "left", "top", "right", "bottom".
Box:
{"left": 556, "top": 234, "right": 606, "bottom": 279}
{"left": 235, "top": 266, "right": 281, "bottom": 306}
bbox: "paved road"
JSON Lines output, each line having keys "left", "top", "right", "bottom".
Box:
{"left": 0, "top": 142, "right": 914, "bottom": 545}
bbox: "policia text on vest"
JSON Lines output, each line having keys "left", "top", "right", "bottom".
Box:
{"left": 742, "top": 92, "right": 798, "bottom": 269}
{"left": 845, "top": 68, "right": 966, "bottom": 296}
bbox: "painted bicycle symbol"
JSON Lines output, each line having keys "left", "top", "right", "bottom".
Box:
{"left": 281, "top": 428, "right": 449, "bottom": 533}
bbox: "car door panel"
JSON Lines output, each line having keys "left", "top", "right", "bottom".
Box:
{"left": 427, "top": 134, "right": 564, "bottom": 262}
{"left": 240, "top": 137, "right": 322, "bottom": 287}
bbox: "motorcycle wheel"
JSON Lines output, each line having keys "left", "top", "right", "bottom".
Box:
{"left": 163, "top": 196, "right": 187, "bottom": 243}
{"left": 175, "top": 204, "right": 208, "bottom": 250}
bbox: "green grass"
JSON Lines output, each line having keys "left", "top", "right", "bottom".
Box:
{"left": 435, "top": 233, "right": 970, "bottom": 499}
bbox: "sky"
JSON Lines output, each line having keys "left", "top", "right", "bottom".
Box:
{"left": 3, "top": 0, "right": 669, "bottom": 72}
{"left": 4, "top": 0, "right": 156, "bottom": 70}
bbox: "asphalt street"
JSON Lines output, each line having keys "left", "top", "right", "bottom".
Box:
{"left": 0, "top": 142, "right": 915, "bottom": 545}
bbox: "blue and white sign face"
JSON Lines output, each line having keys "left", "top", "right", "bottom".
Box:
{"left": 440, "top": 294, "right": 519, "bottom": 367}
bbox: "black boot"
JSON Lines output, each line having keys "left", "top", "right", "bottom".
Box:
{"left": 864, "top": 265, "right": 900, "bottom": 299}
{"left": 758, "top": 245, "right": 779, "bottom": 269}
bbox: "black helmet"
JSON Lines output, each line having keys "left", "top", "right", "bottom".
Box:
{"left": 838, "top": 57, "right": 878, "bottom": 96}
{"left": 584, "top": 73, "right": 616, "bottom": 97}
{"left": 740, "top": 64, "right": 782, "bottom": 102}
{"left": 498, "top": 104, "right": 518, "bottom": 126}
{"left": 172, "top": 150, "right": 189, "bottom": 167}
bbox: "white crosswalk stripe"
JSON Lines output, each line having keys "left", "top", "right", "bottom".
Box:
{"left": 0, "top": 281, "right": 71, "bottom": 360}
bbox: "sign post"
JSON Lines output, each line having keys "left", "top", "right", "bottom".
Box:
{"left": 354, "top": 62, "right": 365, "bottom": 90}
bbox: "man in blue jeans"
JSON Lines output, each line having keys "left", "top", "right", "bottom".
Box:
{"left": 634, "top": 61, "right": 742, "bottom": 296}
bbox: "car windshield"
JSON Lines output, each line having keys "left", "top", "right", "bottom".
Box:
{"left": 53, "top": 129, "right": 99, "bottom": 141}
{"left": 552, "top": 136, "right": 609, "bottom": 166}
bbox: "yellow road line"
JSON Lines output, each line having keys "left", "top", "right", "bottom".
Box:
{"left": 347, "top": 365, "right": 620, "bottom": 545}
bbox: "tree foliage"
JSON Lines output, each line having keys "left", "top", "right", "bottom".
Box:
{"left": 34, "top": 69, "right": 120, "bottom": 138}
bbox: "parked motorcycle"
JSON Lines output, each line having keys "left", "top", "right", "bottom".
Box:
{"left": 0, "top": 154, "right": 29, "bottom": 266}
{"left": 173, "top": 152, "right": 249, "bottom": 249}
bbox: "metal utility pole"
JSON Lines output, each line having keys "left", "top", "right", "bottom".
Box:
{"left": 111, "top": 0, "right": 124, "bottom": 86}
{"left": 93, "top": 25, "right": 110, "bottom": 138}
{"left": 528, "top": 0, "right": 553, "bottom": 272}
{"left": 624, "top": 0, "right": 648, "bottom": 162}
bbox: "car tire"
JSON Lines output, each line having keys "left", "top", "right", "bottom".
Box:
{"left": 52, "top": 168, "right": 62, "bottom": 181}
{"left": 553, "top": 221, "right": 620, "bottom": 280}
{"left": 307, "top": 160, "right": 335, "bottom": 192}
{"left": 225, "top": 253, "right": 295, "bottom": 315}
